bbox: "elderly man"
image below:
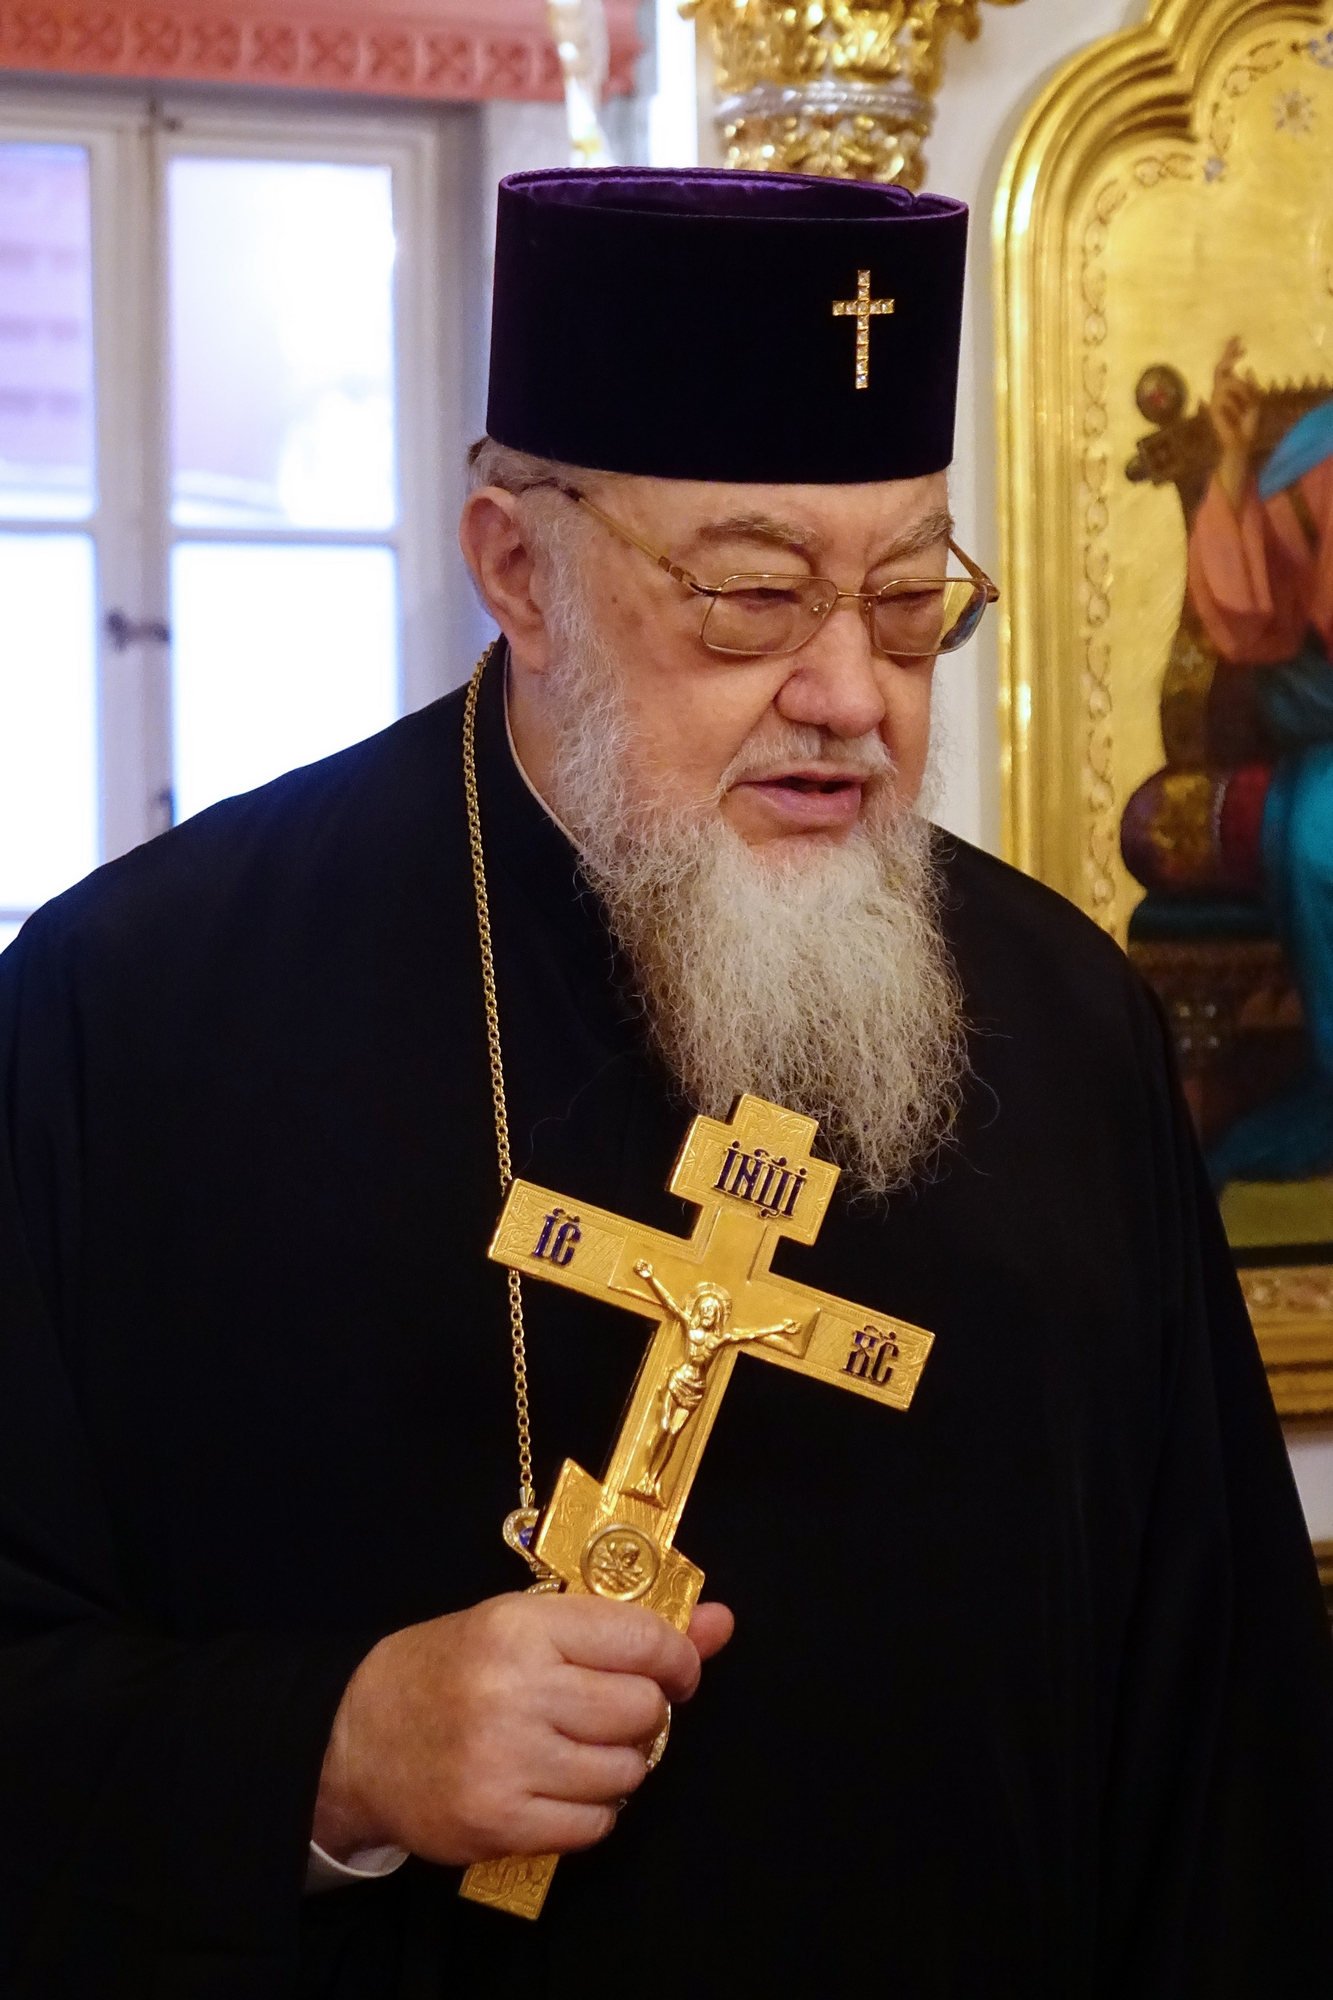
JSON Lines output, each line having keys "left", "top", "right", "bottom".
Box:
{"left": 0, "top": 170, "right": 1330, "bottom": 1999}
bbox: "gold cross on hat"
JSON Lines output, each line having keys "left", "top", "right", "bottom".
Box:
{"left": 832, "top": 269, "right": 895, "bottom": 389}
{"left": 460, "top": 1093, "right": 934, "bottom": 1920}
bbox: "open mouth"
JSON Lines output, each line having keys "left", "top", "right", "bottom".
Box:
{"left": 760, "top": 774, "right": 861, "bottom": 795}
{"left": 733, "top": 770, "right": 869, "bottom": 828}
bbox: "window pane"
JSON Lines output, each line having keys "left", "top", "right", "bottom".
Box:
{"left": 0, "top": 144, "right": 95, "bottom": 521}
{"left": 0, "top": 532, "right": 98, "bottom": 907}
{"left": 171, "top": 543, "right": 398, "bottom": 821}
{"left": 170, "top": 160, "right": 397, "bottom": 530}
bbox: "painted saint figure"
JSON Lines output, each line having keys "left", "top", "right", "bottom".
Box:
{"left": 1189, "top": 334, "right": 1333, "bottom": 1182}
{"left": 629, "top": 1260, "right": 802, "bottom": 1504}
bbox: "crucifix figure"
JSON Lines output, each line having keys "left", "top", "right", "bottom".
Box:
{"left": 628, "top": 1262, "right": 804, "bottom": 1505}
{"left": 460, "top": 1093, "right": 934, "bottom": 1919}
{"left": 832, "top": 268, "right": 895, "bottom": 390}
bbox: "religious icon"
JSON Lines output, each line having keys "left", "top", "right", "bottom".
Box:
{"left": 1120, "top": 342, "right": 1333, "bottom": 1214}
{"left": 995, "top": 0, "right": 1333, "bottom": 1418}
{"left": 459, "top": 1093, "right": 935, "bottom": 1919}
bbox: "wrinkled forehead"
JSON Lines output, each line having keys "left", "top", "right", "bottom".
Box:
{"left": 582, "top": 471, "right": 954, "bottom": 573}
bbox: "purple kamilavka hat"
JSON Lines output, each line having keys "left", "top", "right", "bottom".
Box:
{"left": 487, "top": 168, "right": 968, "bottom": 486}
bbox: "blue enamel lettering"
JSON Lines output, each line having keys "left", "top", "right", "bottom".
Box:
{"left": 757, "top": 1157, "right": 790, "bottom": 1218}
{"left": 843, "top": 1326, "right": 877, "bottom": 1378}
{"left": 533, "top": 1208, "right": 562, "bottom": 1259}
{"left": 551, "top": 1218, "right": 582, "bottom": 1267}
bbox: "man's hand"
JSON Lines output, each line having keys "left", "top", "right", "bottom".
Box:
{"left": 1210, "top": 335, "right": 1262, "bottom": 509}
{"left": 312, "top": 1593, "right": 734, "bottom": 1867}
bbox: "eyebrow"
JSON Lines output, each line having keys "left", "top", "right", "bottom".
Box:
{"left": 875, "top": 507, "right": 956, "bottom": 565}
{"left": 686, "top": 513, "right": 823, "bottom": 565}
{"left": 681, "top": 503, "right": 956, "bottom": 573}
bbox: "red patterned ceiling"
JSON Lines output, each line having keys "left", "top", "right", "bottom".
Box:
{"left": 0, "top": 0, "right": 640, "bottom": 101}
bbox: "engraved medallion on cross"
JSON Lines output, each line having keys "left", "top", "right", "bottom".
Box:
{"left": 460, "top": 1093, "right": 934, "bottom": 1919}
{"left": 832, "top": 269, "right": 895, "bottom": 389}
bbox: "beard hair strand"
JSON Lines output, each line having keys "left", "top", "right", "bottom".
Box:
{"left": 533, "top": 555, "right": 968, "bottom": 1199}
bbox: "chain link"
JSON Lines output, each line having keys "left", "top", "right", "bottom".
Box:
{"left": 463, "top": 645, "right": 537, "bottom": 1513}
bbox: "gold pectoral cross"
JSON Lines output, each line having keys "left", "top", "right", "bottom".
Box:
{"left": 832, "top": 269, "right": 894, "bottom": 389}
{"left": 460, "top": 1094, "right": 933, "bottom": 1919}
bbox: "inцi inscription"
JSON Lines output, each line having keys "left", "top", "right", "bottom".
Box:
{"left": 713, "top": 1141, "right": 808, "bottom": 1219}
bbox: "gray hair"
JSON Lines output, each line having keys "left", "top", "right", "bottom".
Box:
{"left": 465, "top": 435, "right": 622, "bottom": 633}
{"left": 465, "top": 433, "right": 583, "bottom": 498}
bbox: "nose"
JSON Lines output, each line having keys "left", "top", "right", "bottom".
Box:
{"left": 772, "top": 596, "right": 889, "bottom": 741}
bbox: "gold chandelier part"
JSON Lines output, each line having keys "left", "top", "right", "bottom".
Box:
{"left": 685, "top": 0, "right": 1026, "bottom": 189}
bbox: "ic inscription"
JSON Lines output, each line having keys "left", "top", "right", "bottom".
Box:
{"left": 532, "top": 1206, "right": 582, "bottom": 1267}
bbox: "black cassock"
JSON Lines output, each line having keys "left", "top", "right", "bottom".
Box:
{"left": 1, "top": 656, "right": 1331, "bottom": 2000}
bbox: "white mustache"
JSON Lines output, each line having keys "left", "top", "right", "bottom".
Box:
{"left": 717, "top": 726, "right": 896, "bottom": 794}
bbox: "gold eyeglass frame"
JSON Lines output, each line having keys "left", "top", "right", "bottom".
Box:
{"left": 532, "top": 480, "right": 999, "bottom": 661}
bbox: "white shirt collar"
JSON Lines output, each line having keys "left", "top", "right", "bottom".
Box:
{"left": 502, "top": 659, "right": 580, "bottom": 849}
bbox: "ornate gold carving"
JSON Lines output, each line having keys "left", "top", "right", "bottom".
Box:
{"left": 459, "top": 1851, "right": 562, "bottom": 1919}
{"left": 1242, "top": 1266, "right": 1333, "bottom": 1417}
{"left": 0, "top": 0, "right": 641, "bottom": 102}
{"left": 459, "top": 1092, "right": 934, "bottom": 1918}
{"left": 1207, "top": 36, "right": 1292, "bottom": 172}
{"left": 996, "top": 0, "right": 1331, "bottom": 919}
{"left": 996, "top": 0, "right": 1333, "bottom": 1415}
{"left": 1078, "top": 176, "right": 1125, "bottom": 929}
{"left": 685, "top": 0, "right": 1026, "bottom": 189}
{"left": 580, "top": 1521, "right": 661, "bottom": 1599}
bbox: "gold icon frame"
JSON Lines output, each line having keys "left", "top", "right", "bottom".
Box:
{"left": 994, "top": 0, "right": 1333, "bottom": 1417}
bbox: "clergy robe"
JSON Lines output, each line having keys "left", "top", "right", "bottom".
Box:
{"left": 0, "top": 652, "right": 1330, "bottom": 1999}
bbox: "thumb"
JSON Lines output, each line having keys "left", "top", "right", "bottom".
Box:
{"left": 687, "top": 1600, "right": 735, "bottom": 1663}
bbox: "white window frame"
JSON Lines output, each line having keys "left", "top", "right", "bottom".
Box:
{"left": 0, "top": 79, "right": 475, "bottom": 890}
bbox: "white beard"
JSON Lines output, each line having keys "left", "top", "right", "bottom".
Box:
{"left": 533, "top": 583, "right": 968, "bottom": 1199}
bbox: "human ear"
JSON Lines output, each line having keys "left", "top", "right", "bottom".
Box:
{"left": 458, "top": 487, "right": 554, "bottom": 673}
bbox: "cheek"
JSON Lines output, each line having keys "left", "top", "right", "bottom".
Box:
{"left": 883, "top": 668, "right": 935, "bottom": 791}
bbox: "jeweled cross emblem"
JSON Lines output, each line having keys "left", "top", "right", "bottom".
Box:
{"left": 461, "top": 1094, "right": 934, "bottom": 1920}
{"left": 832, "top": 268, "right": 894, "bottom": 389}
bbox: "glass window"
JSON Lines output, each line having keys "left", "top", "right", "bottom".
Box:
{"left": 0, "top": 531, "right": 98, "bottom": 908}
{"left": 170, "top": 542, "right": 399, "bottom": 821}
{"left": 0, "top": 143, "right": 95, "bottom": 521}
{"left": 169, "top": 159, "right": 397, "bottom": 531}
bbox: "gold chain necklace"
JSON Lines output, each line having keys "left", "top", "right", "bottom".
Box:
{"left": 462, "top": 643, "right": 559, "bottom": 1589}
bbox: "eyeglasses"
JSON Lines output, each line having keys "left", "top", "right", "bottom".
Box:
{"left": 532, "top": 480, "right": 998, "bottom": 661}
